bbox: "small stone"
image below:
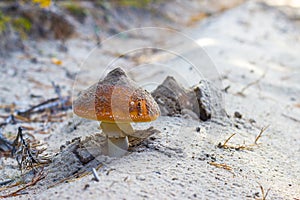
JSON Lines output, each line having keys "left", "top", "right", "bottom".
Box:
{"left": 75, "top": 148, "right": 95, "bottom": 164}
{"left": 152, "top": 77, "right": 226, "bottom": 121}
{"left": 31, "top": 57, "right": 38, "bottom": 63}
{"left": 149, "top": 136, "right": 156, "bottom": 140}
{"left": 249, "top": 118, "right": 256, "bottom": 123}
{"left": 60, "top": 145, "right": 66, "bottom": 151}
{"left": 83, "top": 184, "right": 90, "bottom": 190}
{"left": 196, "top": 127, "right": 201, "bottom": 132}
{"left": 136, "top": 175, "right": 146, "bottom": 181}
{"left": 234, "top": 111, "right": 242, "bottom": 119}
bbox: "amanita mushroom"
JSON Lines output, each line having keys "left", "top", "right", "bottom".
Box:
{"left": 73, "top": 67, "right": 160, "bottom": 157}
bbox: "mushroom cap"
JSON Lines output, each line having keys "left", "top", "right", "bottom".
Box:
{"left": 73, "top": 68, "right": 160, "bottom": 123}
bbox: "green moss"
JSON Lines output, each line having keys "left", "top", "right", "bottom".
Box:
{"left": 12, "top": 17, "right": 32, "bottom": 38}
{"left": 0, "top": 11, "right": 32, "bottom": 38}
{"left": 95, "top": 0, "right": 159, "bottom": 9}
{"left": 12, "top": 17, "right": 32, "bottom": 32}
{"left": 63, "top": 3, "right": 87, "bottom": 22}
{"left": 112, "top": 0, "right": 156, "bottom": 8}
{"left": 0, "top": 11, "right": 11, "bottom": 33}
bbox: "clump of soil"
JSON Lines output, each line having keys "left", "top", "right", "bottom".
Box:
{"left": 152, "top": 76, "right": 192, "bottom": 117}
{"left": 42, "top": 133, "right": 108, "bottom": 185}
{"left": 151, "top": 76, "right": 226, "bottom": 121}
{"left": 42, "top": 126, "right": 159, "bottom": 185}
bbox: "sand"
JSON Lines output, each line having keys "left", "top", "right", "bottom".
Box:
{"left": 0, "top": 1, "right": 299, "bottom": 199}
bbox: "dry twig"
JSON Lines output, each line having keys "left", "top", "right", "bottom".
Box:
{"left": 0, "top": 180, "right": 13, "bottom": 187}
{"left": 12, "top": 127, "right": 50, "bottom": 172}
{"left": 0, "top": 169, "right": 46, "bottom": 198}
{"left": 237, "top": 72, "right": 267, "bottom": 96}
{"left": 208, "top": 161, "right": 232, "bottom": 171}
{"left": 217, "top": 133, "right": 251, "bottom": 150}
{"left": 255, "top": 125, "right": 269, "bottom": 144}
{"left": 257, "top": 183, "right": 271, "bottom": 200}
{"left": 218, "top": 125, "right": 269, "bottom": 150}
{"left": 281, "top": 113, "right": 300, "bottom": 123}
{"left": 92, "top": 168, "right": 100, "bottom": 182}
{"left": 0, "top": 83, "right": 71, "bottom": 128}
{"left": 47, "top": 164, "right": 103, "bottom": 189}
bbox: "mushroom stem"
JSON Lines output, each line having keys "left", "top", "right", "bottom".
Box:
{"left": 107, "top": 137, "right": 128, "bottom": 157}
{"left": 100, "top": 122, "right": 133, "bottom": 157}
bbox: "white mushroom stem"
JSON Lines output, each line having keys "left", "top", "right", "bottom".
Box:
{"left": 100, "top": 122, "right": 133, "bottom": 157}
{"left": 107, "top": 137, "right": 128, "bottom": 157}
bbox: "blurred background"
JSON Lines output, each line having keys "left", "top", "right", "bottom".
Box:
{"left": 0, "top": 0, "right": 298, "bottom": 55}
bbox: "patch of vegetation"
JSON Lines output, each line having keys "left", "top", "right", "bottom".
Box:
{"left": 31, "top": 0, "right": 51, "bottom": 8}
{"left": 0, "top": 11, "right": 11, "bottom": 33}
{"left": 113, "top": 0, "right": 153, "bottom": 8}
{"left": 62, "top": 2, "right": 87, "bottom": 23}
{"left": 12, "top": 17, "right": 32, "bottom": 38}
{"left": 95, "top": 0, "right": 162, "bottom": 9}
{"left": 0, "top": 11, "right": 31, "bottom": 38}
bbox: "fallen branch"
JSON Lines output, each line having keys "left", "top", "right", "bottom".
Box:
{"left": 0, "top": 83, "right": 71, "bottom": 128}
{"left": 0, "top": 96, "right": 71, "bottom": 128}
{"left": 17, "top": 96, "right": 71, "bottom": 119}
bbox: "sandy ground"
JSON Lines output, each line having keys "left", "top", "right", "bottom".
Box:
{"left": 0, "top": 0, "right": 300, "bottom": 199}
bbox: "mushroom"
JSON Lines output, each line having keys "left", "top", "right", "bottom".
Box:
{"left": 73, "top": 67, "right": 160, "bottom": 157}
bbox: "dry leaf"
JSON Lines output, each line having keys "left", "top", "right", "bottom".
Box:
{"left": 32, "top": 0, "right": 51, "bottom": 8}
{"left": 294, "top": 103, "right": 300, "bottom": 108}
{"left": 51, "top": 58, "right": 62, "bottom": 65}
{"left": 187, "top": 13, "right": 207, "bottom": 26}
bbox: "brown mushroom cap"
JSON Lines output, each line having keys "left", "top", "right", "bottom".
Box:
{"left": 73, "top": 67, "right": 160, "bottom": 123}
